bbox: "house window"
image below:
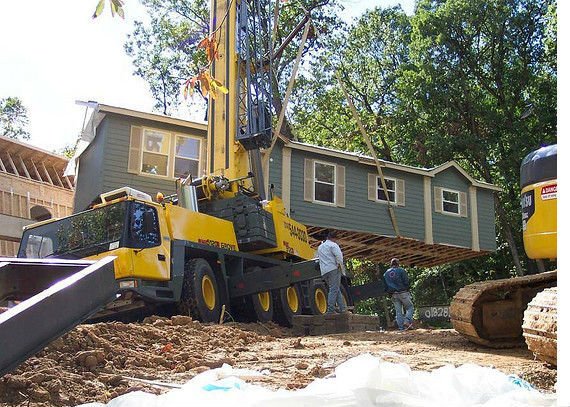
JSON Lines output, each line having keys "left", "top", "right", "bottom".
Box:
{"left": 314, "top": 161, "right": 335, "bottom": 204}
{"left": 129, "top": 127, "right": 203, "bottom": 179}
{"left": 376, "top": 177, "right": 396, "bottom": 203}
{"left": 441, "top": 189, "right": 459, "bottom": 214}
{"left": 174, "top": 135, "right": 201, "bottom": 179}
{"left": 142, "top": 129, "right": 170, "bottom": 176}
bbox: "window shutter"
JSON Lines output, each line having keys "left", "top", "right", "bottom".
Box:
{"left": 128, "top": 126, "right": 142, "bottom": 174}
{"left": 434, "top": 187, "right": 442, "bottom": 213}
{"left": 396, "top": 179, "right": 405, "bottom": 206}
{"left": 459, "top": 191, "right": 468, "bottom": 217}
{"left": 304, "top": 158, "right": 314, "bottom": 202}
{"left": 336, "top": 165, "right": 345, "bottom": 207}
{"left": 368, "top": 173, "right": 376, "bottom": 201}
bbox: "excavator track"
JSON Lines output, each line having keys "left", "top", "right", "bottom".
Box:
{"left": 450, "top": 271, "right": 556, "bottom": 348}
{"left": 522, "top": 287, "right": 557, "bottom": 366}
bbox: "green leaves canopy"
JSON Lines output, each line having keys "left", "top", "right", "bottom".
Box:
{"left": 0, "top": 97, "right": 30, "bottom": 141}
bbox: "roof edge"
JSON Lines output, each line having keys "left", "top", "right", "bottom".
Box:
{"left": 98, "top": 104, "right": 208, "bottom": 131}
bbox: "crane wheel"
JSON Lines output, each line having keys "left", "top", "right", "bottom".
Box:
{"left": 307, "top": 281, "right": 327, "bottom": 315}
{"left": 178, "top": 258, "right": 221, "bottom": 323}
{"left": 273, "top": 284, "right": 302, "bottom": 326}
{"left": 251, "top": 291, "right": 274, "bottom": 322}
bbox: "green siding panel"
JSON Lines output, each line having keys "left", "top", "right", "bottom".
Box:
{"left": 73, "top": 120, "right": 107, "bottom": 212}
{"left": 269, "top": 142, "right": 283, "bottom": 197}
{"left": 74, "top": 113, "right": 207, "bottom": 206}
{"left": 288, "top": 150, "right": 425, "bottom": 240}
{"left": 432, "top": 168, "right": 471, "bottom": 248}
{"left": 477, "top": 189, "right": 496, "bottom": 251}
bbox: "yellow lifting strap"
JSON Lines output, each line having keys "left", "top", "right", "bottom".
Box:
{"left": 335, "top": 71, "right": 401, "bottom": 238}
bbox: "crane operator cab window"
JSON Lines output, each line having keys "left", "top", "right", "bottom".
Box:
{"left": 17, "top": 201, "right": 161, "bottom": 259}
{"left": 128, "top": 202, "right": 160, "bottom": 248}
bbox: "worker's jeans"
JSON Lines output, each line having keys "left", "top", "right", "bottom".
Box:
{"left": 323, "top": 268, "right": 346, "bottom": 313}
{"left": 391, "top": 291, "right": 414, "bottom": 329}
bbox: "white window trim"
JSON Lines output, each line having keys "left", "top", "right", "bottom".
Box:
{"left": 313, "top": 160, "right": 337, "bottom": 206}
{"left": 137, "top": 127, "right": 202, "bottom": 180}
{"left": 440, "top": 187, "right": 461, "bottom": 216}
{"left": 174, "top": 133, "right": 202, "bottom": 179}
{"left": 375, "top": 176, "right": 397, "bottom": 204}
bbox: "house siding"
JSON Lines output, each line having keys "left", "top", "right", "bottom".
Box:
{"left": 477, "top": 188, "right": 496, "bottom": 251}
{"left": 74, "top": 110, "right": 499, "bottom": 258}
{"left": 269, "top": 142, "right": 283, "bottom": 198}
{"left": 432, "top": 167, "right": 471, "bottom": 248}
{"left": 74, "top": 113, "right": 207, "bottom": 211}
{"left": 73, "top": 121, "right": 106, "bottom": 212}
{"left": 288, "top": 150, "right": 425, "bottom": 239}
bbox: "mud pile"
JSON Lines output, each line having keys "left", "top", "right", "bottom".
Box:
{"left": 0, "top": 316, "right": 282, "bottom": 406}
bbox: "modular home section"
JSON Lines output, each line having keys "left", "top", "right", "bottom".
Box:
{"left": 71, "top": 104, "right": 500, "bottom": 267}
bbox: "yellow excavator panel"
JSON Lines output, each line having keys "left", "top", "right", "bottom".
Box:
{"left": 521, "top": 180, "right": 557, "bottom": 259}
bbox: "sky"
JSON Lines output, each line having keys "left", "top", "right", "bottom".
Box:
{"left": 0, "top": 0, "right": 414, "bottom": 154}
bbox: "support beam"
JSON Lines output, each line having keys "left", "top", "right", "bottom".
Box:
{"left": 6, "top": 152, "right": 19, "bottom": 176}
{"left": 40, "top": 162, "right": 54, "bottom": 185}
{"left": 0, "top": 157, "right": 6, "bottom": 172}
{"left": 30, "top": 159, "right": 42, "bottom": 182}
{"left": 51, "top": 165, "right": 64, "bottom": 187}
{"left": 63, "top": 175, "right": 73, "bottom": 189}
{"left": 17, "top": 156, "right": 31, "bottom": 180}
{"left": 469, "top": 186, "right": 480, "bottom": 251}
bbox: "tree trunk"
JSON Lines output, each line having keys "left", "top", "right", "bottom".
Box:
{"left": 495, "top": 195, "right": 524, "bottom": 276}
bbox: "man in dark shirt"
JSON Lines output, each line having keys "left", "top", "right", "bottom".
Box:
{"left": 383, "top": 258, "right": 414, "bottom": 330}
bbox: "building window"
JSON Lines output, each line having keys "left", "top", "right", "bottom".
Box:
{"left": 314, "top": 161, "right": 335, "bottom": 204}
{"left": 376, "top": 177, "right": 396, "bottom": 203}
{"left": 129, "top": 127, "right": 203, "bottom": 179}
{"left": 441, "top": 188, "right": 459, "bottom": 214}
{"left": 174, "top": 135, "right": 201, "bottom": 179}
{"left": 142, "top": 129, "right": 170, "bottom": 176}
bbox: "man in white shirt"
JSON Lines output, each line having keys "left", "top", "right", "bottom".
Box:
{"left": 317, "top": 230, "right": 347, "bottom": 314}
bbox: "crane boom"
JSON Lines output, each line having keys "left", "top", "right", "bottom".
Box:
{"left": 207, "top": 0, "right": 273, "bottom": 199}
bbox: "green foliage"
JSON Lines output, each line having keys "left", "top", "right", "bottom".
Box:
{"left": 293, "top": 6, "right": 411, "bottom": 159}
{"left": 58, "top": 143, "right": 78, "bottom": 159}
{"left": 395, "top": 0, "right": 556, "bottom": 274}
{"left": 124, "top": 0, "right": 343, "bottom": 127}
{"left": 294, "top": 0, "right": 555, "bottom": 296}
{"left": 0, "top": 97, "right": 30, "bottom": 140}
{"left": 92, "top": 0, "right": 125, "bottom": 19}
{"left": 124, "top": 0, "right": 209, "bottom": 115}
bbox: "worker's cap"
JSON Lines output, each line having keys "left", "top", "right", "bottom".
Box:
{"left": 326, "top": 229, "right": 337, "bottom": 239}
{"left": 390, "top": 258, "right": 399, "bottom": 266}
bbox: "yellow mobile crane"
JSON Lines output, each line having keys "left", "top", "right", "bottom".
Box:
{"left": 450, "top": 144, "right": 557, "bottom": 364}
{"left": 0, "top": 0, "right": 338, "bottom": 376}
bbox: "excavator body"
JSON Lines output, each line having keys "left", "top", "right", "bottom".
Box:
{"left": 450, "top": 145, "right": 557, "bottom": 364}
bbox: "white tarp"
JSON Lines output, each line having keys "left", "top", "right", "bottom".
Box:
{"left": 78, "top": 353, "right": 556, "bottom": 407}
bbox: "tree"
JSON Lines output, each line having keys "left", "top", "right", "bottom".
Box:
{"left": 292, "top": 7, "right": 412, "bottom": 159}
{"left": 125, "top": 0, "right": 343, "bottom": 134}
{"left": 125, "top": 0, "right": 209, "bottom": 116}
{"left": 396, "top": 0, "right": 556, "bottom": 275}
{"left": 0, "top": 97, "right": 31, "bottom": 140}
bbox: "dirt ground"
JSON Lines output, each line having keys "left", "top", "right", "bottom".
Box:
{"left": 0, "top": 316, "right": 557, "bottom": 406}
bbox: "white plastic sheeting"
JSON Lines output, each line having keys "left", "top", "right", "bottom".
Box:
{"left": 78, "top": 353, "right": 556, "bottom": 407}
